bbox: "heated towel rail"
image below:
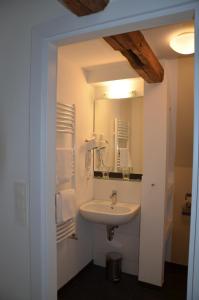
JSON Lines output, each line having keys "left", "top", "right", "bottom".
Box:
{"left": 56, "top": 102, "right": 77, "bottom": 243}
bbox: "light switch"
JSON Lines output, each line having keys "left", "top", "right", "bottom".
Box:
{"left": 14, "top": 182, "right": 27, "bottom": 226}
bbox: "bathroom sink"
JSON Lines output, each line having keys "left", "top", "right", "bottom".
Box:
{"left": 80, "top": 200, "right": 140, "bottom": 225}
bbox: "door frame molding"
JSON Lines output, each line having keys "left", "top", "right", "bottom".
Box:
{"left": 29, "top": 2, "right": 199, "bottom": 299}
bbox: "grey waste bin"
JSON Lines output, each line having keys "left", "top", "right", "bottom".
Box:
{"left": 106, "top": 252, "right": 122, "bottom": 282}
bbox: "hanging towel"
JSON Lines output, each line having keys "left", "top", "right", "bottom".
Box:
{"left": 56, "top": 148, "right": 73, "bottom": 185}
{"left": 55, "top": 189, "right": 76, "bottom": 224}
{"left": 119, "top": 148, "right": 128, "bottom": 168}
{"left": 55, "top": 192, "right": 63, "bottom": 224}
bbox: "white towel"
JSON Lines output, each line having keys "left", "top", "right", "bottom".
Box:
{"left": 55, "top": 192, "right": 63, "bottom": 224}
{"left": 55, "top": 189, "right": 76, "bottom": 224}
{"left": 119, "top": 148, "right": 128, "bottom": 168}
{"left": 56, "top": 148, "right": 73, "bottom": 185}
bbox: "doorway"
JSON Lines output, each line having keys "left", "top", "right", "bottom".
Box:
{"left": 29, "top": 4, "right": 199, "bottom": 300}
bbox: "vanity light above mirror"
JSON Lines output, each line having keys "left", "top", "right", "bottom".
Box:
{"left": 93, "top": 78, "right": 144, "bottom": 100}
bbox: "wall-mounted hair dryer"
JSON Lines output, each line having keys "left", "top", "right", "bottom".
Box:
{"left": 85, "top": 134, "right": 108, "bottom": 179}
{"left": 85, "top": 135, "right": 98, "bottom": 151}
{"left": 85, "top": 134, "right": 108, "bottom": 151}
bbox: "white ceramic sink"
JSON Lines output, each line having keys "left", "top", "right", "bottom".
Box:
{"left": 80, "top": 200, "right": 140, "bottom": 225}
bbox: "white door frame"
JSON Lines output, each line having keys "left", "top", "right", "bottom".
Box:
{"left": 29, "top": 2, "right": 199, "bottom": 299}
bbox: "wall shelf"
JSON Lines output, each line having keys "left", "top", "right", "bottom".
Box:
{"left": 94, "top": 171, "right": 142, "bottom": 181}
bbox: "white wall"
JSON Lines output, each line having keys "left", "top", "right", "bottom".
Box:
{"left": 85, "top": 61, "right": 137, "bottom": 83}
{"left": 0, "top": 0, "right": 197, "bottom": 298}
{"left": 172, "top": 166, "right": 192, "bottom": 264}
{"left": 0, "top": 1, "right": 64, "bottom": 299}
{"left": 93, "top": 178, "right": 141, "bottom": 275}
{"left": 139, "top": 74, "right": 168, "bottom": 286}
{"left": 164, "top": 60, "right": 178, "bottom": 262}
{"left": 175, "top": 57, "right": 194, "bottom": 168}
{"left": 139, "top": 60, "right": 179, "bottom": 285}
{"left": 56, "top": 48, "right": 94, "bottom": 289}
{"left": 172, "top": 57, "right": 194, "bottom": 265}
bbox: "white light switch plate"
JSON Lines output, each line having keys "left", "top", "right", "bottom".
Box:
{"left": 14, "top": 181, "right": 28, "bottom": 226}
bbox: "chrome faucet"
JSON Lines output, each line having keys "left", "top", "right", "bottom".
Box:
{"left": 110, "top": 190, "right": 117, "bottom": 206}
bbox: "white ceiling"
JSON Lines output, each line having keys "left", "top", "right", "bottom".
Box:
{"left": 60, "top": 38, "right": 125, "bottom": 67}
{"left": 60, "top": 20, "right": 194, "bottom": 68}
{"left": 142, "top": 21, "right": 194, "bottom": 59}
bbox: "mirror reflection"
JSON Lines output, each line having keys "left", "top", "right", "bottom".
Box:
{"left": 94, "top": 96, "right": 144, "bottom": 175}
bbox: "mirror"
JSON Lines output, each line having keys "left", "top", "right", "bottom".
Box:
{"left": 94, "top": 97, "right": 144, "bottom": 176}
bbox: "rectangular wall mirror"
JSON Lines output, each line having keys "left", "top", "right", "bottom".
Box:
{"left": 93, "top": 79, "right": 144, "bottom": 180}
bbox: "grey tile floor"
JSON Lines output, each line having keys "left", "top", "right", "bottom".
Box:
{"left": 58, "top": 262, "right": 187, "bottom": 300}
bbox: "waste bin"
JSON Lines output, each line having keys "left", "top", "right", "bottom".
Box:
{"left": 106, "top": 252, "right": 122, "bottom": 282}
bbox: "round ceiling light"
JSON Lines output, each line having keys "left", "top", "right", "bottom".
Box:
{"left": 169, "top": 32, "right": 194, "bottom": 55}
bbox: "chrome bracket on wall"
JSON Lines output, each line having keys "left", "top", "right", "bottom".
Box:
{"left": 106, "top": 225, "right": 119, "bottom": 241}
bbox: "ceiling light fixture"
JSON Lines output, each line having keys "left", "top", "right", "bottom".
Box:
{"left": 169, "top": 32, "right": 194, "bottom": 55}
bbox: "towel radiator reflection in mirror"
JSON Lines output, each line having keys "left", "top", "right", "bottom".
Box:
{"left": 114, "top": 118, "right": 129, "bottom": 171}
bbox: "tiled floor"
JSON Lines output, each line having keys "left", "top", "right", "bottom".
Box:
{"left": 58, "top": 262, "right": 187, "bottom": 300}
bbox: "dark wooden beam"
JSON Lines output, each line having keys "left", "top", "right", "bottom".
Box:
{"left": 104, "top": 31, "right": 164, "bottom": 83}
{"left": 59, "top": 0, "right": 109, "bottom": 16}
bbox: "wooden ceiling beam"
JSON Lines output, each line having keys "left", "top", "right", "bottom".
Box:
{"left": 104, "top": 31, "right": 164, "bottom": 83}
{"left": 59, "top": 0, "right": 110, "bottom": 16}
